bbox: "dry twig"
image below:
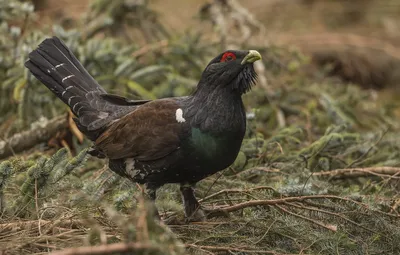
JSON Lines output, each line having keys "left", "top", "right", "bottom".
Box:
{"left": 207, "top": 194, "right": 400, "bottom": 218}
{"left": 313, "top": 167, "right": 400, "bottom": 180}
{"left": 200, "top": 186, "right": 277, "bottom": 202}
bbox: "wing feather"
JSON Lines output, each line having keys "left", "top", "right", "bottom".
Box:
{"left": 94, "top": 99, "right": 187, "bottom": 160}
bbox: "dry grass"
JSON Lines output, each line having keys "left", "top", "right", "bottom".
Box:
{"left": 2, "top": 0, "right": 400, "bottom": 254}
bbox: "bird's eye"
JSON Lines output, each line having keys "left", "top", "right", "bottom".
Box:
{"left": 220, "top": 52, "right": 236, "bottom": 62}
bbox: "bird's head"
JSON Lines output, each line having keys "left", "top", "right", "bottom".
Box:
{"left": 197, "top": 50, "right": 262, "bottom": 95}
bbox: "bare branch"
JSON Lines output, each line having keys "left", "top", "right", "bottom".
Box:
{"left": 313, "top": 167, "right": 400, "bottom": 180}
{"left": 0, "top": 115, "right": 68, "bottom": 159}
{"left": 207, "top": 194, "right": 400, "bottom": 218}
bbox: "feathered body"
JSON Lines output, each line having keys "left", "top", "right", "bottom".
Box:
{"left": 25, "top": 37, "right": 261, "bottom": 220}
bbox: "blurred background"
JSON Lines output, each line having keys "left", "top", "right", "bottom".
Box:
{"left": 2, "top": 0, "right": 400, "bottom": 254}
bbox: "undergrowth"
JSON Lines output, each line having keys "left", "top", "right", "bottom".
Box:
{"left": 1, "top": 0, "right": 400, "bottom": 254}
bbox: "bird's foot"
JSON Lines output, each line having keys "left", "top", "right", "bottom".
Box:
{"left": 142, "top": 183, "right": 161, "bottom": 221}
{"left": 180, "top": 184, "right": 207, "bottom": 222}
{"left": 180, "top": 184, "right": 231, "bottom": 222}
{"left": 149, "top": 203, "right": 161, "bottom": 221}
{"left": 185, "top": 206, "right": 206, "bottom": 222}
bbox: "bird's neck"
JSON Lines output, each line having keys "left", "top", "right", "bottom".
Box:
{"left": 185, "top": 86, "right": 246, "bottom": 134}
{"left": 182, "top": 86, "right": 247, "bottom": 168}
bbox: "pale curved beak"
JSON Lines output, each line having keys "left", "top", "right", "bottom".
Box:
{"left": 241, "top": 50, "right": 262, "bottom": 65}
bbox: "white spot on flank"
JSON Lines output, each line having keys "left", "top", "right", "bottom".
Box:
{"left": 47, "top": 69, "right": 51, "bottom": 73}
{"left": 62, "top": 75, "right": 74, "bottom": 82}
{"left": 175, "top": 108, "right": 186, "bottom": 123}
{"left": 125, "top": 158, "right": 136, "bottom": 178}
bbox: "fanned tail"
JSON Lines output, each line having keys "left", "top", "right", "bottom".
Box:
{"left": 25, "top": 36, "right": 145, "bottom": 140}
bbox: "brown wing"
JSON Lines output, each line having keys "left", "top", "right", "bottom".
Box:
{"left": 94, "top": 98, "right": 186, "bottom": 160}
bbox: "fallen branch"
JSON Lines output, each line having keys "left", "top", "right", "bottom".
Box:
{"left": 50, "top": 242, "right": 163, "bottom": 255}
{"left": 0, "top": 115, "right": 68, "bottom": 159}
{"left": 208, "top": 194, "right": 400, "bottom": 218}
{"left": 313, "top": 167, "right": 400, "bottom": 180}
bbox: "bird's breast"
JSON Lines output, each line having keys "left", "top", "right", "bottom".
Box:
{"left": 177, "top": 93, "right": 247, "bottom": 178}
{"left": 187, "top": 125, "right": 245, "bottom": 171}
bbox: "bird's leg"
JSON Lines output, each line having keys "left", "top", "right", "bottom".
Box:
{"left": 180, "top": 183, "right": 205, "bottom": 222}
{"left": 144, "top": 183, "right": 157, "bottom": 200}
{"left": 144, "top": 183, "right": 160, "bottom": 219}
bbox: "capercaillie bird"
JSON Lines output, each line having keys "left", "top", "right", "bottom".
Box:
{"left": 25, "top": 37, "right": 261, "bottom": 220}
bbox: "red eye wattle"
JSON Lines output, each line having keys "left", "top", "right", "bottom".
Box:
{"left": 220, "top": 52, "right": 236, "bottom": 62}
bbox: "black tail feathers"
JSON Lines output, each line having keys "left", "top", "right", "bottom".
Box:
{"left": 25, "top": 36, "right": 150, "bottom": 141}
{"left": 25, "top": 37, "right": 109, "bottom": 140}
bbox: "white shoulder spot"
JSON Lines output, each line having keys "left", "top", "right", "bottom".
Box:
{"left": 175, "top": 108, "right": 186, "bottom": 123}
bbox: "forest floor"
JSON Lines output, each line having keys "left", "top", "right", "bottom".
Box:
{"left": 2, "top": 0, "right": 400, "bottom": 254}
